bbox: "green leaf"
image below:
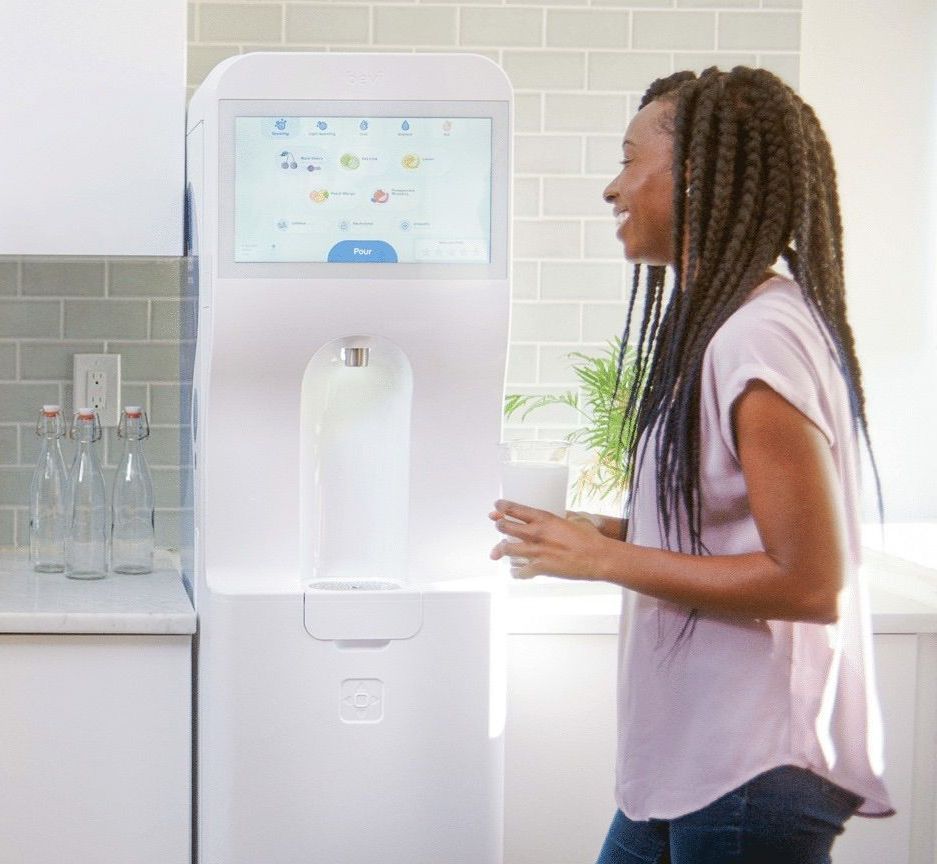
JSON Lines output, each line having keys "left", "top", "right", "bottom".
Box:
{"left": 503, "top": 338, "right": 642, "bottom": 502}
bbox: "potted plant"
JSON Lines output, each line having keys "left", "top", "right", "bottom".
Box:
{"left": 504, "top": 339, "right": 640, "bottom": 507}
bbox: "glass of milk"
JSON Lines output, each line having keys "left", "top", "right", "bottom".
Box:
{"left": 498, "top": 440, "right": 570, "bottom": 573}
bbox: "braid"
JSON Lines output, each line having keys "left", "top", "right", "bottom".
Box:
{"left": 617, "top": 65, "right": 882, "bottom": 560}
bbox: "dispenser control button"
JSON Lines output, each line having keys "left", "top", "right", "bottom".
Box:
{"left": 341, "top": 678, "right": 384, "bottom": 723}
{"left": 327, "top": 240, "right": 398, "bottom": 263}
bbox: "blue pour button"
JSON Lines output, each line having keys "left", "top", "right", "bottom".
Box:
{"left": 327, "top": 240, "right": 398, "bottom": 263}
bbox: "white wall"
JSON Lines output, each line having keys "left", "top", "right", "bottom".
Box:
{"left": 801, "top": 0, "right": 937, "bottom": 521}
{"left": 186, "top": 3, "right": 806, "bottom": 511}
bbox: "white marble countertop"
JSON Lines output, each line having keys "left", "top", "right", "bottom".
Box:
{"left": 506, "top": 545, "right": 937, "bottom": 636}
{"left": 3, "top": 530, "right": 933, "bottom": 638}
{"left": 0, "top": 549, "right": 196, "bottom": 635}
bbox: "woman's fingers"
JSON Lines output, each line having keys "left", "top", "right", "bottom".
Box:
{"left": 490, "top": 538, "right": 532, "bottom": 561}
{"left": 510, "top": 562, "right": 537, "bottom": 580}
{"left": 494, "top": 517, "right": 537, "bottom": 541}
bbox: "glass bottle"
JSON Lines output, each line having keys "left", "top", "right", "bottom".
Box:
{"left": 28, "top": 405, "right": 70, "bottom": 572}
{"left": 110, "top": 406, "right": 155, "bottom": 574}
{"left": 65, "top": 408, "right": 107, "bottom": 580}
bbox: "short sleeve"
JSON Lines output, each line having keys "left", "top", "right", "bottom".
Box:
{"left": 704, "top": 298, "right": 836, "bottom": 463}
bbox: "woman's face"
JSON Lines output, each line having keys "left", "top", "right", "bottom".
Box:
{"left": 603, "top": 99, "right": 675, "bottom": 266}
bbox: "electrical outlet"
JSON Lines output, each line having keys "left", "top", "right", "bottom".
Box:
{"left": 73, "top": 354, "right": 121, "bottom": 427}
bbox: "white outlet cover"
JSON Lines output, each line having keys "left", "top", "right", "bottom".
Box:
{"left": 72, "top": 353, "right": 121, "bottom": 427}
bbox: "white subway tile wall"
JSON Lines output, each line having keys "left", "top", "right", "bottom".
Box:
{"left": 0, "top": 2, "right": 801, "bottom": 547}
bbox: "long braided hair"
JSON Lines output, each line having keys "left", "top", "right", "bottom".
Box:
{"left": 617, "top": 66, "right": 881, "bottom": 563}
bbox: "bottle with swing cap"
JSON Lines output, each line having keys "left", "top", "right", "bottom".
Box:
{"left": 65, "top": 408, "right": 107, "bottom": 580}
{"left": 110, "top": 406, "right": 155, "bottom": 574}
{"left": 28, "top": 404, "right": 69, "bottom": 572}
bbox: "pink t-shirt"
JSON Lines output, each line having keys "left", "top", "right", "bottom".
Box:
{"left": 617, "top": 275, "right": 894, "bottom": 820}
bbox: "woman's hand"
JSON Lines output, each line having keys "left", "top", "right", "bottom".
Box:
{"left": 489, "top": 500, "right": 611, "bottom": 580}
{"left": 567, "top": 510, "right": 628, "bottom": 540}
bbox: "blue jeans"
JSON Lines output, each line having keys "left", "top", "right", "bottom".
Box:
{"left": 596, "top": 765, "right": 863, "bottom": 864}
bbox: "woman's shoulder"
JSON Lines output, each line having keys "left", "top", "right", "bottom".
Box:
{"left": 713, "top": 275, "right": 819, "bottom": 346}
{"left": 706, "top": 275, "right": 836, "bottom": 382}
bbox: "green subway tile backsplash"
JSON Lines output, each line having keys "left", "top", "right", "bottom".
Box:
{"left": 64, "top": 300, "right": 148, "bottom": 340}
{"left": 14, "top": 510, "right": 28, "bottom": 549}
{"left": 1, "top": 253, "right": 183, "bottom": 548}
{"left": 0, "top": 467, "right": 32, "bottom": 507}
{"left": 0, "top": 300, "right": 61, "bottom": 338}
{"left": 0, "top": 261, "right": 17, "bottom": 295}
{"left": 121, "top": 384, "right": 150, "bottom": 416}
{"left": 109, "top": 259, "right": 186, "bottom": 297}
{"left": 200, "top": 3, "right": 283, "bottom": 43}
{"left": 151, "top": 384, "right": 188, "bottom": 426}
{"left": 156, "top": 509, "right": 189, "bottom": 549}
{"left": 19, "top": 342, "right": 106, "bottom": 380}
{"left": 0, "top": 383, "right": 62, "bottom": 422}
{"left": 0, "top": 344, "right": 16, "bottom": 378}
{"left": 19, "top": 424, "right": 44, "bottom": 468}
{"left": 151, "top": 467, "right": 183, "bottom": 510}
{"left": 0, "top": 426, "right": 18, "bottom": 465}
{"left": 0, "top": 508, "right": 14, "bottom": 545}
{"left": 111, "top": 343, "right": 181, "bottom": 382}
{"left": 22, "top": 260, "right": 106, "bottom": 296}
{"left": 103, "top": 426, "right": 185, "bottom": 470}
{"left": 151, "top": 300, "right": 191, "bottom": 340}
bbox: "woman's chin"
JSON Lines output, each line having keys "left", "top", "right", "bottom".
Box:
{"left": 622, "top": 241, "right": 671, "bottom": 267}
{"left": 617, "top": 227, "right": 670, "bottom": 266}
{"left": 621, "top": 239, "right": 645, "bottom": 263}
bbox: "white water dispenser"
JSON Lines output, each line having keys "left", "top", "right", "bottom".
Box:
{"left": 184, "top": 53, "right": 512, "bottom": 862}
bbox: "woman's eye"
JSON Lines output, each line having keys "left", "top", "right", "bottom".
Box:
{"left": 619, "top": 159, "right": 632, "bottom": 168}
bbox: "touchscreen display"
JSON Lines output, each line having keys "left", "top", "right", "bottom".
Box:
{"left": 234, "top": 115, "right": 493, "bottom": 264}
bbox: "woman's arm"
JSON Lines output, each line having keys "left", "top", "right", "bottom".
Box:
{"left": 492, "top": 381, "right": 845, "bottom": 624}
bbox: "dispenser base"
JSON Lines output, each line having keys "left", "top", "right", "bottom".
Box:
{"left": 197, "top": 579, "right": 505, "bottom": 864}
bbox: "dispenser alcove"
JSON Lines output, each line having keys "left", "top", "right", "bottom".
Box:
{"left": 300, "top": 334, "right": 413, "bottom": 588}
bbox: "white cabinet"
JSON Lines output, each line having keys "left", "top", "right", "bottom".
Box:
{"left": 0, "top": 634, "right": 191, "bottom": 864}
{"left": 0, "top": 0, "right": 185, "bottom": 255}
{"left": 505, "top": 634, "right": 618, "bottom": 864}
{"left": 833, "top": 633, "right": 937, "bottom": 864}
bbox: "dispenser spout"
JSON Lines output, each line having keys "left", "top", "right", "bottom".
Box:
{"left": 341, "top": 347, "right": 370, "bottom": 367}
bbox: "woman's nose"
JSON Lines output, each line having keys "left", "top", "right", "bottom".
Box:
{"left": 603, "top": 181, "right": 616, "bottom": 203}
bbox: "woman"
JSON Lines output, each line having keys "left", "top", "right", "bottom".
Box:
{"left": 491, "top": 67, "right": 893, "bottom": 864}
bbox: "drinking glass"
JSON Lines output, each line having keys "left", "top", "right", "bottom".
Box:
{"left": 497, "top": 440, "right": 569, "bottom": 574}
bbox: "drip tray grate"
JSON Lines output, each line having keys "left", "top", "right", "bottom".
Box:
{"left": 308, "top": 580, "right": 401, "bottom": 592}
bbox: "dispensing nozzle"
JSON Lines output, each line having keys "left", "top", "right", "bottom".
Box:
{"left": 342, "top": 347, "right": 370, "bottom": 367}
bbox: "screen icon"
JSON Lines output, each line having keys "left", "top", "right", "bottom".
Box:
{"left": 328, "top": 241, "right": 398, "bottom": 263}
{"left": 267, "top": 117, "right": 294, "bottom": 137}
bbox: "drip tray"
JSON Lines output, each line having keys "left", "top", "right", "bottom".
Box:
{"left": 308, "top": 580, "right": 400, "bottom": 592}
{"left": 303, "top": 582, "right": 423, "bottom": 641}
